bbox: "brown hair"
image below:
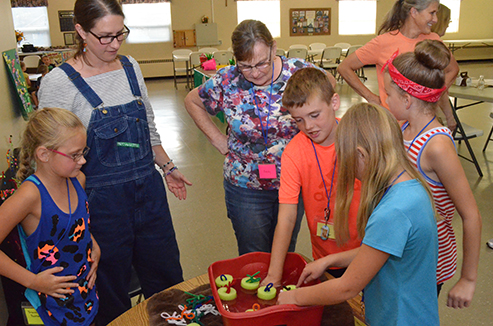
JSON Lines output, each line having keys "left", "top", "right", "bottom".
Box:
{"left": 379, "top": 0, "right": 439, "bottom": 35}
{"left": 282, "top": 68, "right": 335, "bottom": 110}
{"left": 392, "top": 39, "right": 450, "bottom": 89}
{"left": 73, "top": 0, "right": 125, "bottom": 61}
{"left": 388, "top": 39, "right": 450, "bottom": 112}
{"left": 431, "top": 4, "right": 451, "bottom": 37}
{"left": 17, "top": 108, "right": 85, "bottom": 182}
{"left": 37, "top": 64, "right": 49, "bottom": 75}
{"left": 231, "top": 20, "right": 274, "bottom": 62}
{"left": 334, "top": 103, "right": 435, "bottom": 241}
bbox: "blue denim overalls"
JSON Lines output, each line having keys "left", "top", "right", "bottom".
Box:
{"left": 59, "top": 56, "right": 183, "bottom": 326}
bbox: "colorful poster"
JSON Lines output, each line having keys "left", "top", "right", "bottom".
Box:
{"left": 290, "top": 8, "right": 331, "bottom": 36}
{"left": 2, "top": 49, "right": 33, "bottom": 120}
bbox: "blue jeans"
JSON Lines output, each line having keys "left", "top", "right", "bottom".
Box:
{"left": 224, "top": 179, "right": 304, "bottom": 255}
{"left": 88, "top": 169, "right": 183, "bottom": 326}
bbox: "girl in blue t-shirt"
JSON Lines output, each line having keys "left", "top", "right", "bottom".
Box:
{"left": 277, "top": 103, "right": 439, "bottom": 326}
{"left": 0, "top": 108, "right": 100, "bottom": 325}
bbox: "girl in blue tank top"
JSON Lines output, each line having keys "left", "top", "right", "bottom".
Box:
{"left": 0, "top": 108, "right": 100, "bottom": 326}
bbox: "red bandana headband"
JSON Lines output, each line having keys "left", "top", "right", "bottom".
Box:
{"left": 382, "top": 50, "right": 446, "bottom": 103}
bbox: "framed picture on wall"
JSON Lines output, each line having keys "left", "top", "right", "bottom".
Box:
{"left": 290, "top": 8, "right": 331, "bottom": 36}
{"left": 64, "top": 33, "right": 75, "bottom": 46}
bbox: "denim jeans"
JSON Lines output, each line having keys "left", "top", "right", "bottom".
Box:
{"left": 88, "top": 169, "right": 183, "bottom": 325}
{"left": 224, "top": 179, "right": 304, "bottom": 255}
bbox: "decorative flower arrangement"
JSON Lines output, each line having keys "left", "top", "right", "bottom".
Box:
{"left": 15, "top": 30, "right": 24, "bottom": 44}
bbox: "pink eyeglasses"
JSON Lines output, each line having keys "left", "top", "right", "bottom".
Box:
{"left": 49, "top": 147, "right": 90, "bottom": 162}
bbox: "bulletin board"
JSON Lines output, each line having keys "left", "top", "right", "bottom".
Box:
{"left": 2, "top": 49, "right": 33, "bottom": 120}
{"left": 290, "top": 8, "right": 331, "bottom": 36}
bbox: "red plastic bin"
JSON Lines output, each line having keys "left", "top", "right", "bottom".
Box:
{"left": 208, "top": 252, "right": 324, "bottom": 326}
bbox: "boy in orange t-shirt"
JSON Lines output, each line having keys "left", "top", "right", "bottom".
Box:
{"left": 264, "top": 68, "right": 361, "bottom": 285}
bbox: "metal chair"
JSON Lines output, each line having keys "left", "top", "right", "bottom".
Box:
{"left": 188, "top": 51, "right": 204, "bottom": 89}
{"left": 345, "top": 44, "right": 361, "bottom": 58}
{"left": 287, "top": 48, "right": 308, "bottom": 60}
{"left": 308, "top": 43, "right": 326, "bottom": 62}
{"left": 128, "top": 265, "right": 143, "bottom": 305}
{"left": 198, "top": 47, "right": 219, "bottom": 55}
{"left": 309, "top": 43, "right": 326, "bottom": 51}
{"left": 449, "top": 98, "right": 484, "bottom": 176}
{"left": 334, "top": 42, "right": 351, "bottom": 57}
{"left": 213, "top": 50, "right": 234, "bottom": 66}
{"left": 289, "top": 44, "right": 308, "bottom": 50}
{"left": 276, "top": 48, "right": 286, "bottom": 57}
{"left": 189, "top": 51, "right": 203, "bottom": 68}
{"left": 319, "top": 46, "right": 342, "bottom": 76}
{"left": 482, "top": 112, "right": 493, "bottom": 151}
{"left": 22, "top": 55, "right": 41, "bottom": 72}
{"left": 172, "top": 49, "right": 192, "bottom": 89}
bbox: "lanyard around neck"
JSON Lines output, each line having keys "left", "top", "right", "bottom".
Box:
{"left": 311, "top": 140, "right": 337, "bottom": 221}
{"left": 250, "top": 62, "right": 275, "bottom": 145}
{"left": 382, "top": 169, "right": 406, "bottom": 198}
{"left": 406, "top": 116, "right": 436, "bottom": 152}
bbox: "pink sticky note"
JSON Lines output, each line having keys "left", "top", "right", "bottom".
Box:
{"left": 258, "top": 164, "right": 277, "bottom": 179}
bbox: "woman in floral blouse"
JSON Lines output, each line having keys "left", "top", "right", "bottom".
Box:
{"left": 185, "top": 20, "right": 335, "bottom": 255}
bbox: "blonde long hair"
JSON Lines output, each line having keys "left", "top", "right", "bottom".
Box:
{"left": 334, "top": 103, "right": 435, "bottom": 239}
{"left": 17, "top": 108, "right": 85, "bottom": 182}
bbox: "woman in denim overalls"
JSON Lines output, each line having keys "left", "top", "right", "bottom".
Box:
{"left": 38, "top": 1, "right": 191, "bottom": 324}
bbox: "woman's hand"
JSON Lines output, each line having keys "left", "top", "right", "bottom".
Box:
{"left": 164, "top": 169, "right": 192, "bottom": 200}
{"left": 366, "top": 92, "right": 382, "bottom": 106}
{"left": 30, "top": 267, "right": 78, "bottom": 299}
{"left": 87, "top": 236, "right": 101, "bottom": 289}
{"left": 296, "top": 259, "right": 328, "bottom": 287}
{"left": 447, "top": 278, "right": 476, "bottom": 309}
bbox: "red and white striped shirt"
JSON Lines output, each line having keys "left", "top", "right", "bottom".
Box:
{"left": 402, "top": 123, "right": 457, "bottom": 284}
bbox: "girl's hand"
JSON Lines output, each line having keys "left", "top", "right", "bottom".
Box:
{"left": 260, "top": 274, "right": 282, "bottom": 288}
{"left": 277, "top": 288, "right": 298, "bottom": 305}
{"left": 31, "top": 267, "right": 78, "bottom": 299}
{"left": 296, "top": 260, "right": 327, "bottom": 287}
{"left": 87, "top": 238, "right": 101, "bottom": 289}
{"left": 164, "top": 169, "right": 192, "bottom": 200}
{"left": 447, "top": 278, "right": 476, "bottom": 309}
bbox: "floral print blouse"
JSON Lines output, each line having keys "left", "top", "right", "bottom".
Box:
{"left": 198, "top": 56, "right": 315, "bottom": 190}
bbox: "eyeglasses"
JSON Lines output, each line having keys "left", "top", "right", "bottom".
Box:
{"left": 89, "top": 26, "right": 130, "bottom": 45}
{"left": 49, "top": 147, "right": 90, "bottom": 162}
{"left": 237, "top": 49, "right": 272, "bottom": 73}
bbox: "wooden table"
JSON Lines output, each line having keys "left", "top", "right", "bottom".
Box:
{"left": 108, "top": 265, "right": 366, "bottom": 325}
{"left": 448, "top": 85, "right": 493, "bottom": 177}
{"left": 108, "top": 274, "right": 210, "bottom": 325}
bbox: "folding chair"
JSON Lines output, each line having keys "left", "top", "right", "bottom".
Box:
{"left": 319, "top": 47, "right": 342, "bottom": 77}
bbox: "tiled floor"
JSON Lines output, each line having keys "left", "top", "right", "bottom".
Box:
{"left": 1, "top": 61, "right": 492, "bottom": 325}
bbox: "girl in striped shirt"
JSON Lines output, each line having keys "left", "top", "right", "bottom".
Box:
{"left": 383, "top": 39, "right": 482, "bottom": 309}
